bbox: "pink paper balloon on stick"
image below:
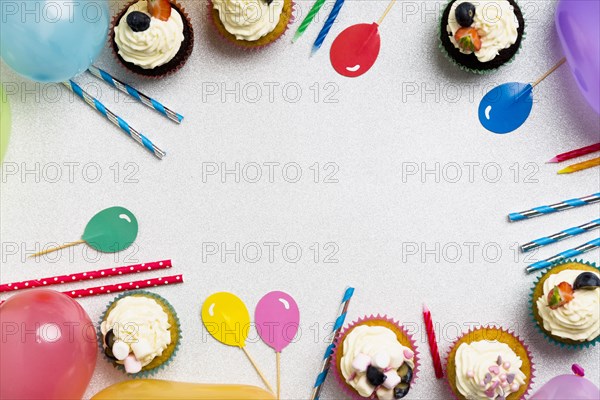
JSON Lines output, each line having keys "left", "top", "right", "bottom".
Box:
{"left": 0, "top": 289, "right": 97, "bottom": 400}
{"left": 255, "top": 291, "right": 300, "bottom": 400}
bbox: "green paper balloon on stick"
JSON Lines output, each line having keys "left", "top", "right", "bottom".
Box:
{"left": 30, "top": 207, "right": 138, "bottom": 258}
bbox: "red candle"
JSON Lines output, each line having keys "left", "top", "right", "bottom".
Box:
{"left": 423, "top": 304, "right": 444, "bottom": 379}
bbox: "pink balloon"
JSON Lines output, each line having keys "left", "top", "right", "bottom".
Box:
{"left": 530, "top": 367, "right": 600, "bottom": 399}
{"left": 0, "top": 289, "right": 97, "bottom": 399}
{"left": 254, "top": 291, "right": 300, "bottom": 352}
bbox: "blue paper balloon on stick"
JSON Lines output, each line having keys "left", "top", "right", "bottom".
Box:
{"left": 0, "top": 0, "right": 109, "bottom": 82}
{"left": 479, "top": 82, "right": 534, "bottom": 134}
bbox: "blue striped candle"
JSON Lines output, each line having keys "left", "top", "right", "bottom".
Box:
{"left": 311, "top": 0, "right": 346, "bottom": 55}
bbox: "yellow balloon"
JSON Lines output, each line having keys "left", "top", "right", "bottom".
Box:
{"left": 91, "top": 379, "right": 275, "bottom": 400}
{"left": 201, "top": 292, "right": 250, "bottom": 348}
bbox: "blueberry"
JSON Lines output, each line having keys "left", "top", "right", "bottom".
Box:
{"left": 398, "top": 363, "right": 413, "bottom": 384}
{"left": 366, "top": 365, "right": 386, "bottom": 386}
{"left": 104, "top": 329, "right": 116, "bottom": 348}
{"left": 127, "top": 11, "right": 151, "bottom": 32}
{"left": 455, "top": 2, "right": 476, "bottom": 27}
{"left": 394, "top": 382, "right": 410, "bottom": 399}
{"left": 573, "top": 272, "right": 600, "bottom": 290}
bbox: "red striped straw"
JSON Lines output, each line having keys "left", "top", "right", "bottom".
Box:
{"left": 0, "top": 260, "right": 172, "bottom": 293}
{"left": 0, "top": 274, "right": 183, "bottom": 305}
{"left": 547, "top": 142, "right": 600, "bottom": 163}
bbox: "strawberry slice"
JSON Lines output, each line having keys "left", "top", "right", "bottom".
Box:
{"left": 454, "top": 27, "right": 481, "bottom": 52}
{"left": 148, "top": 0, "right": 171, "bottom": 21}
{"left": 547, "top": 281, "right": 574, "bottom": 309}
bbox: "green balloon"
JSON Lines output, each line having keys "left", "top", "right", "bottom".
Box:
{"left": 82, "top": 207, "right": 138, "bottom": 253}
{"left": 0, "top": 84, "right": 11, "bottom": 162}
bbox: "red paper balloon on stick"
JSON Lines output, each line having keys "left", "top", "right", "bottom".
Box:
{"left": 0, "top": 289, "right": 97, "bottom": 399}
{"left": 330, "top": 0, "right": 396, "bottom": 78}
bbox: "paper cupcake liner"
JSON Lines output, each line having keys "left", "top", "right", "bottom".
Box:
{"left": 331, "top": 314, "right": 420, "bottom": 400}
{"left": 529, "top": 258, "right": 600, "bottom": 350}
{"left": 444, "top": 326, "right": 535, "bottom": 400}
{"left": 208, "top": 0, "right": 294, "bottom": 50}
{"left": 97, "top": 290, "right": 182, "bottom": 378}
{"left": 437, "top": 0, "right": 526, "bottom": 75}
{"left": 110, "top": 0, "right": 194, "bottom": 79}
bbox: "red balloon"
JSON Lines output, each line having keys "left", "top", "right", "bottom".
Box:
{"left": 330, "top": 23, "right": 381, "bottom": 78}
{"left": 0, "top": 289, "right": 97, "bottom": 399}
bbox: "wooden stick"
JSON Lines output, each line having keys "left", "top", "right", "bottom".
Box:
{"left": 377, "top": 0, "right": 397, "bottom": 25}
{"left": 531, "top": 57, "right": 566, "bottom": 88}
{"left": 242, "top": 346, "right": 275, "bottom": 394}
{"left": 28, "top": 240, "right": 86, "bottom": 258}
{"left": 276, "top": 352, "right": 281, "bottom": 400}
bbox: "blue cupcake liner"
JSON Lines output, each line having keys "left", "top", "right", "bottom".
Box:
{"left": 97, "top": 290, "right": 182, "bottom": 378}
{"left": 529, "top": 259, "right": 600, "bottom": 350}
{"left": 437, "top": 0, "right": 526, "bottom": 75}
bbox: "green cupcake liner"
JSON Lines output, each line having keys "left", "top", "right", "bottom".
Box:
{"left": 529, "top": 259, "right": 600, "bottom": 350}
{"left": 438, "top": 0, "right": 526, "bottom": 75}
{"left": 97, "top": 290, "right": 182, "bottom": 378}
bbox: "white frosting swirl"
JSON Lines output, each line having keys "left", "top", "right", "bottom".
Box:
{"left": 212, "top": 0, "right": 284, "bottom": 41}
{"left": 447, "top": 0, "right": 519, "bottom": 62}
{"left": 114, "top": 0, "right": 184, "bottom": 69}
{"left": 455, "top": 340, "right": 526, "bottom": 399}
{"left": 340, "top": 325, "right": 415, "bottom": 400}
{"left": 101, "top": 296, "right": 172, "bottom": 367}
{"left": 536, "top": 269, "right": 600, "bottom": 342}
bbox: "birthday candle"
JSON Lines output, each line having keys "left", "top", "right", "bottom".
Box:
{"left": 311, "top": 0, "right": 346, "bottom": 55}
{"left": 423, "top": 304, "right": 443, "bottom": 379}
{"left": 293, "top": 0, "right": 328, "bottom": 42}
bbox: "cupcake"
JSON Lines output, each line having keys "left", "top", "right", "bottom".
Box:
{"left": 439, "top": 0, "right": 525, "bottom": 73}
{"left": 333, "top": 315, "right": 419, "bottom": 400}
{"left": 209, "top": 0, "right": 293, "bottom": 49}
{"left": 111, "top": 0, "right": 193, "bottom": 77}
{"left": 99, "top": 291, "right": 180, "bottom": 376}
{"left": 531, "top": 260, "right": 599, "bottom": 348}
{"left": 446, "top": 327, "right": 534, "bottom": 399}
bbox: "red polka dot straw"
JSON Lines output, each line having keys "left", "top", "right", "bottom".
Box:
{"left": 0, "top": 260, "right": 172, "bottom": 293}
{"left": 65, "top": 274, "right": 183, "bottom": 299}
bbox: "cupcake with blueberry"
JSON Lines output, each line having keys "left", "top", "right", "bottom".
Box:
{"left": 111, "top": 0, "right": 193, "bottom": 77}
{"left": 446, "top": 326, "right": 534, "bottom": 400}
{"left": 531, "top": 260, "right": 599, "bottom": 348}
{"left": 99, "top": 291, "right": 180, "bottom": 376}
{"left": 333, "top": 315, "right": 419, "bottom": 399}
{"left": 439, "top": 0, "right": 524, "bottom": 73}
{"left": 209, "top": 0, "right": 293, "bottom": 49}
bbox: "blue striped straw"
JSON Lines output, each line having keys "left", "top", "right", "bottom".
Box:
{"left": 63, "top": 80, "right": 166, "bottom": 159}
{"left": 88, "top": 65, "right": 183, "bottom": 124}
{"left": 311, "top": 0, "right": 346, "bottom": 55}
{"left": 508, "top": 193, "right": 600, "bottom": 222}
{"left": 526, "top": 238, "right": 600, "bottom": 273}
{"left": 521, "top": 219, "right": 600, "bottom": 252}
{"left": 311, "top": 287, "right": 354, "bottom": 400}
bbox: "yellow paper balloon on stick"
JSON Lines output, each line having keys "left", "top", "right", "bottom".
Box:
{"left": 91, "top": 379, "right": 276, "bottom": 400}
{"left": 202, "top": 292, "right": 274, "bottom": 394}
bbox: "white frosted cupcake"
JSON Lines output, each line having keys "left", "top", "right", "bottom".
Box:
{"left": 111, "top": 0, "right": 193, "bottom": 77}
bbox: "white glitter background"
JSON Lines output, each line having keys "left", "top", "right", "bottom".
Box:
{"left": 1, "top": 0, "right": 599, "bottom": 399}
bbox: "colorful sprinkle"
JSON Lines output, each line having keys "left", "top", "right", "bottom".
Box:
{"left": 506, "top": 373, "right": 515, "bottom": 384}
{"left": 510, "top": 383, "right": 519, "bottom": 392}
{"left": 484, "top": 387, "right": 496, "bottom": 398}
{"left": 496, "top": 355, "right": 502, "bottom": 366}
{"left": 467, "top": 369, "right": 474, "bottom": 378}
{"left": 499, "top": 373, "right": 507, "bottom": 382}
{"left": 403, "top": 349, "right": 414, "bottom": 360}
{"left": 484, "top": 373, "right": 492, "bottom": 384}
{"left": 503, "top": 361, "right": 511, "bottom": 370}
{"left": 489, "top": 365, "right": 500, "bottom": 375}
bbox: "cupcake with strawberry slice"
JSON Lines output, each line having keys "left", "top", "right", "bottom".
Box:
{"left": 439, "top": 0, "right": 525, "bottom": 73}
{"left": 111, "top": 0, "right": 193, "bottom": 77}
{"left": 531, "top": 260, "right": 599, "bottom": 348}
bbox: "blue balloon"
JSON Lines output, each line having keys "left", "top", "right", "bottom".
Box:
{"left": 0, "top": 0, "right": 109, "bottom": 82}
{"left": 478, "top": 82, "right": 534, "bottom": 134}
